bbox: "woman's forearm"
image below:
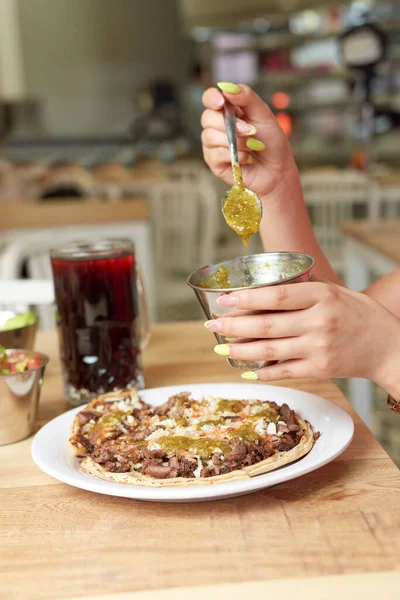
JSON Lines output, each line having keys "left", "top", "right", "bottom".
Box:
{"left": 259, "top": 166, "right": 342, "bottom": 285}
{"left": 372, "top": 331, "right": 400, "bottom": 401}
{"left": 364, "top": 268, "right": 400, "bottom": 318}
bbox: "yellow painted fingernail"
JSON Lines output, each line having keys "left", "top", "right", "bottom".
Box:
{"left": 224, "top": 337, "right": 236, "bottom": 342}
{"left": 246, "top": 138, "right": 265, "bottom": 151}
{"left": 241, "top": 371, "right": 259, "bottom": 381}
{"left": 217, "top": 82, "right": 241, "bottom": 94}
{"left": 247, "top": 154, "right": 254, "bottom": 164}
{"left": 214, "top": 344, "right": 230, "bottom": 357}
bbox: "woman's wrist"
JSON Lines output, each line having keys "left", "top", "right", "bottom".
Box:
{"left": 259, "top": 159, "right": 301, "bottom": 208}
{"left": 370, "top": 330, "right": 400, "bottom": 401}
{"left": 376, "top": 369, "right": 400, "bottom": 403}
{"left": 258, "top": 164, "right": 342, "bottom": 284}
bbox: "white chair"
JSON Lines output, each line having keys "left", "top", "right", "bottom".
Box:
{"left": 301, "top": 170, "right": 373, "bottom": 275}
{"left": 149, "top": 175, "right": 220, "bottom": 320}
{"left": 167, "top": 159, "right": 208, "bottom": 181}
{"left": 0, "top": 280, "right": 54, "bottom": 314}
{"left": 376, "top": 180, "right": 400, "bottom": 218}
{"left": 0, "top": 221, "right": 155, "bottom": 328}
{"left": 0, "top": 160, "right": 27, "bottom": 203}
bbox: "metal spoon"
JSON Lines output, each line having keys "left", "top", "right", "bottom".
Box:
{"left": 221, "top": 95, "right": 262, "bottom": 245}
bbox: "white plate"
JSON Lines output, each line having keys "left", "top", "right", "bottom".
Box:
{"left": 31, "top": 383, "right": 354, "bottom": 503}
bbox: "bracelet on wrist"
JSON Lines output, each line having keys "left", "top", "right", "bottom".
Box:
{"left": 387, "top": 394, "right": 400, "bottom": 414}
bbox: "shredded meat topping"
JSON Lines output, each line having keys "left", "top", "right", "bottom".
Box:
{"left": 72, "top": 391, "right": 319, "bottom": 479}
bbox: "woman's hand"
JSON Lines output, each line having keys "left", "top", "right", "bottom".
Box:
{"left": 201, "top": 83, "right": 298, "bottom": 200}
{"left": 204, "top": 282, "right": 400, "bottom": 388}
{"left": 201, "top": 83, "right": 343, "bottom": 285}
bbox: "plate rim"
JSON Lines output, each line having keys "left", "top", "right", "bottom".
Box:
{"left": 31, "top": 382, "right": 354, "bottom": 502}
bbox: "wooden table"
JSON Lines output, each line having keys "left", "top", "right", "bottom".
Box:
{"left": 0, "top": 197, "right": 148, "bottom": 231}
{"left": 342, "top": 220, "right": 400, "bottom": 425}
{"left": 1, "top": 322, "right": 400, "bottom": 600}
{"left": 342, "top": 219, "right": 400, "bottom": 269}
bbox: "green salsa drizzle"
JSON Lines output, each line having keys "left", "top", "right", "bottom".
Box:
{"left": 90, "top": 411, "right": 127, "bottom": 432}
{"left": 249, "top": 407, "right": 280, "bottom": 422}
{"left": 197, "top": 417, "right": 227, "bottom": 429}
{"left": 158, "top": 435, "right": 232, "bottom": 459}
{"left": 228, "top": 424, "right": 260, "bottom": 442}
{"left": 217, "top": 399, "right": 245, "bottom": 414}
{"left": 175, "top": 394, "right": 191, "bottom": 408}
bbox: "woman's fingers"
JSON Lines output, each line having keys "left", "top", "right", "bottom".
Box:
{"left": 202, "top": 87, "right": 225, "bottom": 110}
{"left": 216, "top": 282, "right": 329, "bottom": 312}
{"left": 243, "top": 359, "right": 311, "bottom": 382}
{"left": 219, "top": 337, "right": 306, "bottom": 362}
{"left": 205, "top": 310, "right": 308, "bottom": 339}
{"left": 217, "top": 84, "right": 276, "bottom": 127}
{"left": 202, "top": 128, "right": 257, "bottom": 152}
{"left": 201, "top": 109, "right": 257, "bottom": 137}
{"left": 203, "top": 147, "right": 252, "bottom": 169}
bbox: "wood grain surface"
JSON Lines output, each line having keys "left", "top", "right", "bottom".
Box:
{"left": 342, "top": 219, "right": 400, "bottom": 264}
{"left": 1, "top": 322, "right": 399, "bottom": 600}
{"left": 68, "top": 571, "right": 400, "bottom": 600}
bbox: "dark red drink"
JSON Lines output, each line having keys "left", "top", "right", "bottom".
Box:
{"left": 50, "top": 240, "right": 144, "bottom": 406}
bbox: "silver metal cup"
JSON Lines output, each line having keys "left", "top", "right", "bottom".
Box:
{"left": 0, "top": 311, "right": 38, "bottom": 350}
{"left": 0, "top": 350, "right": 49, "bottom": 445}
{"left": 187, "top": 252, "right": 314, "bottom": 371}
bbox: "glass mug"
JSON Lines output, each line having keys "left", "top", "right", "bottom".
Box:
{"left": 50, "top": 239, "right": 150, "bottom": 406}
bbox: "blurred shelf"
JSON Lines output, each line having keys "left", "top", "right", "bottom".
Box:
{"left": 373, "top": 92, "right": 400, "bottom": 108}
{"left": 257, "top": 69, "right": 353, "bottom": 86}
{"left": 4, "top": 135, "right": 133, "bottom": 147}
{"left": 216, "top": 32, "right": 340, "bottom": 54}
{"left": 270, "top": 98, "right": 359, "bottom": 113}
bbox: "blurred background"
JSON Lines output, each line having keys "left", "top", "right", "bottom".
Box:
{"left": 1, "top": 0, "right": 400, "bottom": 461}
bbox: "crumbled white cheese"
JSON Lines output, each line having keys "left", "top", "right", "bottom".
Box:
{"left": 266, "top": 422, "right": 277, "bottom": 435}
{"left": 181, "top": 425, "right": 197, "bottom": 436}
{"left": 146, "top": 428, "right": 165, "bottom": 441}
{"left": 175, "top": 426, "right": 187, "bottom": 435}
{"left": 159, "top": 418, "right": 176, "bottom": 428}
{"left": 147, "top": 441, "right": 161, "bottom": 450}
{"left": 96, "top": 405, "right": 104, "bottom": 412}
{"left": 116, "top": 400, "right": 132, "bottom": 412}
{"left": 254, "top": 419, "right": 266, "bottom": 436}
{"left": 206, "top": 396, "right": 218, "bottom": 412}
{"left": 278, "top": 421, "right": 286, "bottom": 426}
{"left": 129, "top": 390, "right": 142, "bottom": 409}
{"left": 199, "top": 424, "right": 214, "bottom": 433}
{"left": 193, "top": 457, "right": 203, "bottom": 478}
{"left": 126, "top": 415, "right": 135, "bottom": 425}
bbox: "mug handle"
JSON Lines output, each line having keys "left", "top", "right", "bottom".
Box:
{"left": 136, "top": 266, "right": 151, "bottom": 350}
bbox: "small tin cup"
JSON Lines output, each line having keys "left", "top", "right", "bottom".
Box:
{"left": 0, "top": 350, "right": 49, "bottom": 445}
{"left": 187, "top": 252, "right": 314, "bottom": 371}
{"left": 0, "top": 310, "right": 38, "bottom": 350}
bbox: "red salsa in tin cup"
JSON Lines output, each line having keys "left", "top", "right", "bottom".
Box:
{"left": 0, "top": 346, "right": 43, "bottom": 376}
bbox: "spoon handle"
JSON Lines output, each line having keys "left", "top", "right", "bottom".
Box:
{"left": 222, "top": 95, "right": 239, "bottom": 166}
